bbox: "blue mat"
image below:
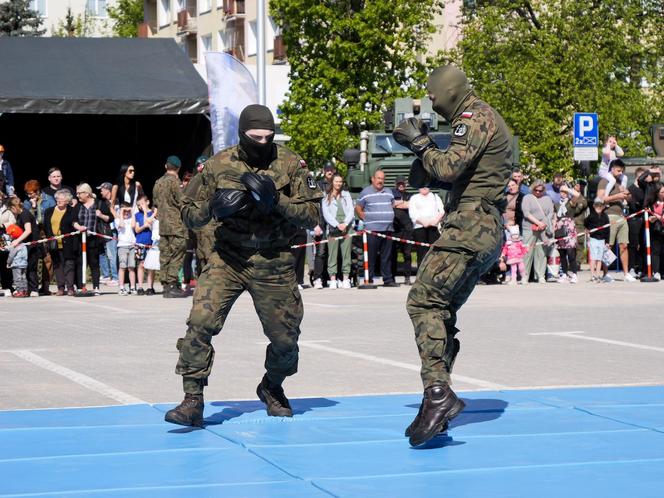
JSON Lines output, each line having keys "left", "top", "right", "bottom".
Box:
{"left": 1, "top": 386, "right": 663, "bottom": 497}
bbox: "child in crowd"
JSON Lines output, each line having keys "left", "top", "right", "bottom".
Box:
{"left": 6, "top": 224, "right": 28, "bottom": 297}
{"left": 585, "top": 198, "right": 611, "bottom": 283}
{"left": 134, "top": 195, "right": 156, "bottom": 295}
{"left": 116, "top": 202, "right": 137, "bottom": 295}
{"left": 599, "top": 135, "right": 627, "bottom": 195}
{"left": 501, "top": 225, "right": 529, "bottom": 285}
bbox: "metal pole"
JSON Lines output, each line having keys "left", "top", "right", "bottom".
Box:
{"left": 358, "top": 231, "right": 377, "bottom": 289}
{"left": 641, "top": 210, "right": 657, "bottom": 282}
{"left": 81, "top": 231, "right": 87, "bottom": 290}
{"left": 257, "top": 0, "right": 266, "bottom": 105}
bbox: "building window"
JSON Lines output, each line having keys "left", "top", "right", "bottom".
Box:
{"left": 218, "top": 29, "right": 229, "bottom": 51}
{"left": 159, "top": 0, "right": 171, "bottom": 27}
{"left": 198, "top": 0, "right": 212, "bottom": 14}
{"left": 266, "top": 16, "right": 278, "bottom": 52}
{"left": 86, "top": 0, "right": 108, "bottom": 17}
{"left": 200, "top": 34, "right": 212, "bottom": 61}
{"left": 247, "top": 20, "right": 257, "bottom": 56}
{"left": 30, "top": 0, "right": 46, "bottom": 16}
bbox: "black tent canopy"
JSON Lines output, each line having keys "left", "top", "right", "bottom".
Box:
{"left": 0, "top": 38, "right": 211, "bottom": 195}
{"left": 0, "top": 37, "right": 208, "bottom": 115}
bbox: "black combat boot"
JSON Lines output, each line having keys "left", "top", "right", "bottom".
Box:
{"left": 168, "top": 285, "right": 188, "bottom": 298}
{"left": 164, "top": 393, "right": 204, "bottom": 427}
{"left": 256, "top": 376, "right": 293, "bottom": 417}
{"left": 162, "top": 284, "right": 173, "bottom": 298}
{"left": 408, "top": 384, "right": 465, "bottom": 447}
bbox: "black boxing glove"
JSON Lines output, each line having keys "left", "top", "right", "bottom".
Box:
{"left": 209, "top": 189, "right": 250, "bottom": 221}
{"left": 393, "top": 117, "right": 437, "bottom": 157}
{"left": 240, "top": 172, "right": 279, "bottom": 216}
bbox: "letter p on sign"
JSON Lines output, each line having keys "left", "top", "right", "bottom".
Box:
{"left": 579, "top": 116, "right": 593, "bottom": 136}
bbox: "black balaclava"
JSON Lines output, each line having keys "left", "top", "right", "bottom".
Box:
{"left": 238, "top": 104, "right": 277, "bottom": 169}
{"left": 427, "top": 65, "right": 474, "bottom": 122}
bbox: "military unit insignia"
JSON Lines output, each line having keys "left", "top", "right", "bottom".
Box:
{"left": 306, "top": 176, "right": 317, "bottom": 189}
{"left": 454, "top": 124, "right": 468, "bottom": 137}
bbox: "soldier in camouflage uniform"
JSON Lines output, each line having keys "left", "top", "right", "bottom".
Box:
{"left": 185, "top": 156, "right": 216, "bottom": 275}
{"left": 393, "top": 65, "right": 513, "bottom": 446}
{"left": 165, "top": 105, "right": 323, "bottom": 427}
{"left": 153, "top": 156, "right": 188, "bottom": 298}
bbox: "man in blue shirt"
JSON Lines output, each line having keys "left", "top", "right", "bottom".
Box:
{"left": 545, "top": 172, "right": 565, "bottom": 204}
{"left": 355, "top": 169, "right": 399, "bottom": 287}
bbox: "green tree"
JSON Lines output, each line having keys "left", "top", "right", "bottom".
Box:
{"left": 443, "top": 0, "right": 664, "bottom": 178}
{"left": 0, "top": 0, "right": 45, "bottom": 36}
{"left": 107, "top": 0, "right": 144, "bottom": 38}
{"left": 53, "top": 7, "right": 97, "bottom": 37}
{"left": 270, "top": 0, "right": 444, "bottom": 167}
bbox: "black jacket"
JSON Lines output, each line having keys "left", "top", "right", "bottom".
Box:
{"left": 44, "top": 205, "right": 79, "bottom": 259}
{"left": 584, "top": 210, "right": 610, "bottom": 243}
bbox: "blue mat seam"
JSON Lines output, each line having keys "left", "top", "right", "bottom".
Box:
{"left": 573, "top": 406, "right": 664, "bottom": 434}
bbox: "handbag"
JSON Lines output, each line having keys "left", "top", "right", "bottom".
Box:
{"left": 602, "top": 247, "right": 617, "bottom": 266}
{"left": 144, "top": 247, "right": 160, "bottom": 270}
{"left": 651, "top": 219, "right": 664, "bottom": 236}
{"left": 554, "top": 225, "right": 568, "bottom": 239}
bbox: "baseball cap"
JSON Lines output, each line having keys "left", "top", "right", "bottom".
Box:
{"left": 6, "top": 224, "right": 23, "bottom": 240}
{"left": 96, "top": 182, "right": 113, "bottom": 191}
{"left": 195, "top": 155, "right": 208, "bottom": 166}
{"left": 395, "top": 176, "right": 407, "bottom": 185}
{"left": 323, "top": 161, "right": 335, "bottom": 172}
{"left": 593, "top": 197, "right": 604, "bottom": 205}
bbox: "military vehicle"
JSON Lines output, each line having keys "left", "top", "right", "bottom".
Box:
{"left": 344, "top": 97, "right": 520, "bottom": 195}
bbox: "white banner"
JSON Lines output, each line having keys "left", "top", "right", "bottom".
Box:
{"left": 205, "top": 52, "right": 258, "bottom": 154}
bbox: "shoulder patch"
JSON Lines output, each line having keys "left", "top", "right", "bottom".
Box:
{"left": 454, "top": 124, "right": 468, "bottom": 137}
{"left": 461, "top": 111, "right": 473, "bottom": 118}
{"left": 306, "top": 176, "right": 317, "bottom": 190}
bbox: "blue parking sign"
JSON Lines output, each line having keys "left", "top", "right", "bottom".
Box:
{"left": 574, "top": 113, "right": 598, "bottom": 147}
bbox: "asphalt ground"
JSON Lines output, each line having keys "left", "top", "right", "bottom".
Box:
{"left": 1, "top": 270, "right": 664, "bottom": 411}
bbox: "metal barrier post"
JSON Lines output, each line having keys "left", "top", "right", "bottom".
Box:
{"left": 358, "top": 231, "right": 377, "bottom": 289}
{"left": 641, "top": 210, "right": 657, "bottom": 282}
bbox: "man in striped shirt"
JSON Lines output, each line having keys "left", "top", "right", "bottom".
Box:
{"left": 355, "top": 169, "right": 399, "bottom": 287}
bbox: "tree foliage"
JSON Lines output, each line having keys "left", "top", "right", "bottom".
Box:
{"left": 107, "top": 0, "right": 144, "bottom": 37}
{"left": 0, "top": 0, "right": 45, "bottom": 36}
{"left": 443, "top": 0, "right": 664, "bottom": 178}
{"left": 270, "top": 0, "right": 444, "bottom": 167}
{"left": 53, "top": 7, "right": 97, "bottom": 37}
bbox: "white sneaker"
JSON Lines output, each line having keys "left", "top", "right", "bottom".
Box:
{"left": 328, "top": 279, "right": 338, "bottom": 289}
{"left": 570, "top": 273, "right": 578, "bottom": 284}
{"left": 313, "top": 278, "right": 323, "bottom": 289}
{"left": 624, "top": 273, "right": 637, "bottom": 283}
{"left": 628, "top": 268, "right": 638, "bottom": 278}
{"left": 341, "top": 279, "right": 352, "bottom": 289}
{"left": 654, "top": 272, "right": 661, "bottom": 281}
{"left": 100, "top": 276, "right": 110, "bottom": 283}
{"left": 557, "top": 275, "right": 569, "bottom": 284}
{"left": 29, "top": 291, "right": 39, "bottom": 297}
{"left": 106, "top": 279, "right": 119, "bottom": 287}
{"left": 602, "top": 274, "right": 614, "bottom": 283}
{"left": 119, "top": 288, "right": 128, "bottom": 296}
{"left": 507, "top": 279, "right": 517, "bottom": 285}
{"left": 297, "top": 284, "right": 304, "bottom": 290}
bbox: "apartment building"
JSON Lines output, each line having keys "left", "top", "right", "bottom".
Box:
{"left": 142, "top": 0, "right": 285, "bottom": 65}
{"left": 9, "top": 0, "right": 120, "bottom": 36}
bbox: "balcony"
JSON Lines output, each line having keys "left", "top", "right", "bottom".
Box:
{"left": 273, "top": 35, "right": 287, "bottom": 62}
{"left": 137, "top": 22, "right": 158, "bottom": 38}
{"left": 177, "top": 10, "right": 197, "bottom": 34}
{"left": 223, "top": 0, "right": 245, "bottom": 17}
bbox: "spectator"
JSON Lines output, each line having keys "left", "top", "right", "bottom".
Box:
{"left": 503, "top": 179, "right": 524, "bottom": 234}
{"left": 355, "top": 169, "right": 398, "bottom": 287}
{"left": 511, "top": 167, "right": 530, "bottom": 195}
{"left": 645, "top": 183, "right": 664, "bottom": 281}
{"left": 408, "top": 187, "right": 444, "bottom": 269}
{"left": 554, "top": 184, "right": 583, "bottom": 283}
{"left": 391, "top": 176, "right": 414, "bottom": 285}
{"left": 322, "top": 173, "right": 354, "bottom": 289}
{"left": 73, "top": 183, "right": 109, "bottom": 295}
{"left": 290, "top": 228, "right": 308, "bottom": 290}
{"left": 545, "top": 172, "right": 565, "bottom": 205}
{"left": 572, "top": 179, "right": 589, "bottom": 270}
{"left": 111, "top": 164, "right": 143, "bottom": 213}
{"left": 7, "top": 197, "right": 39, "bottom": 296}
{"left": 585, "top": 198, "right": 611, "bottom": 282}
{"left": 134, "top": 194, "right": 157, "bottom": 295}
{"left": 42, "top": 168, "right": 76, "bottom": 202}
{"left": 116, "top": 202, "right": 137, "bottom": 295}
{"left": 638, "top": 166, "right": 661, "bottom": 201}
{"left": 23, "top": 180, "right": 55, "bottom": 295}
{"left": 597, "top": 159, "right": 636, "bottom": 282}
{"left": 96, "top": 182, "right": 118, "bottom": 286}
{"left": 627, "top": 167, "right": 647, "bottom": 277}
{"left": 521, "top": 179, "right": 554, "bottom": 283}
{"left": 6, "top": 224, "right": 27, "bottom": 297}
{"left": 44, "top": 190, "right": 78, "bottom": 296}
{"left": 0, "top": 192, "right": 16, "bottom": 291}
{"left": 0, "top": 144, "right": 15, "bottom": 196}
{"left": 312, "top": 162, "right": 335, "bottom": 289}
{"left": 501, "top": 225, "right": 529, "bottom": 285}
{"left": 599, "top": 135, "right": 627, "bottom": 195}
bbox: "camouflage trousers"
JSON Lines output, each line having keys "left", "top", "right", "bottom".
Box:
{"left": 406, "top": 209, "right": 502, "bottom": 388}
{"left": 175, "top": 246, "right": 303, "bottom": 394}
{"left": 159, "top": 235, "right": 186, "bottom": 285}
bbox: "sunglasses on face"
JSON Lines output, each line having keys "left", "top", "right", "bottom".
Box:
{"left": 534, "top": 188, "right": 544, "bottom": 193}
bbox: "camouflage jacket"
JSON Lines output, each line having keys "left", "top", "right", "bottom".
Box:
{"left": 422, "top": 95, "right": 513, "bottom": 212}
{"left": 153, "top": 173, "right": 186, "bottom": 236}
{"left": 181, "top": 145, "right": 323, "bottom": 250}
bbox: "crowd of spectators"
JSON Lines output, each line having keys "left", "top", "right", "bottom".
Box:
{"left": 2, "top": 134, "right": 664, "bottom": 298}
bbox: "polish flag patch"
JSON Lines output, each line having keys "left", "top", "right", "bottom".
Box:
{"left": 461, "top": 111, "right": 473, "bottom": 118}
